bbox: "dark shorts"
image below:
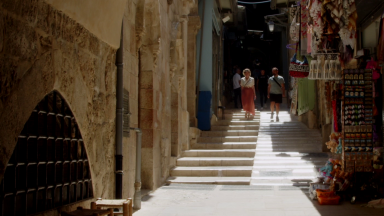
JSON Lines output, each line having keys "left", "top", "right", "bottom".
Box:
{"left": 270, "top": 94, "right": 282, "bottom": 103}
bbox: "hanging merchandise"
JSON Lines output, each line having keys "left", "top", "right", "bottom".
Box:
{"left": 308, "top": 53, "right": 342, "bottom": 80}
{"left": 366, "top": 58, "right": 381, "bottom": 80}
{"left": 290, "top": 77, "right": 298, "bottom": 114}
{"left": 307, "top": 25, "right": 313, "bottom": 54}
{"left": 378, "top": 13, "right": 384, "bottom": 66}
{"left": 307, "top": 0, "right": 358, "bottom": 63}
{"left": 309, "top": 0, "right": 323, "bottom": 55}
{"left": 343, "top": 69, "right": 374, "bottom": 173}
{"left": 301, "top": 0, "right": 310, "bottom": 55}
{"left": 289, "top": 44, "right": 310, "bottom": 78}
{"left": 290, "top": 8, "right": 301, "bottom": 42}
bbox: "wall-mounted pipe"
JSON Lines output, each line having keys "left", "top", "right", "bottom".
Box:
{"left": 131, "top": 128, "right": 142, "bottom": 209}
{"left": 115, "top": 21, "right": 124, "bottom": 199}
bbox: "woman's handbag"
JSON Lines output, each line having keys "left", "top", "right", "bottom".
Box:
{"left": 289, "top": 43, "right": 310, "bottom": 78}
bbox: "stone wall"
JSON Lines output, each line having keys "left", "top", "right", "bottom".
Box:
{"left": 0, "top": 0, "right": 117, "bottom": 215}
{"left": 129, "top": 0, "right": 195, "bottom": 191}
{"left": 0, "top": 0, "right": 198, "bottom": 215}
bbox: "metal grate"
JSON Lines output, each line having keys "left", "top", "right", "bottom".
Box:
{"left": 0, "top": 91, "right": 93, "bottom": 216}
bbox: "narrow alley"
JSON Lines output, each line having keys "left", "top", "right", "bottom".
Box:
{"left": 1, "top": 0, "right": 384, "bottom": 215}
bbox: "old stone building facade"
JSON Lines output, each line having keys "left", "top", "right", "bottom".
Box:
{"left": 0, "top": 0, "right": 199, "bottom": 215}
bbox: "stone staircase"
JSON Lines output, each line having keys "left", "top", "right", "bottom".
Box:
{"left": 167, "top": 109, "right": 260, "bottom": 185}
{"left": 251, "top": 110, "right": 328, "bottom": 187}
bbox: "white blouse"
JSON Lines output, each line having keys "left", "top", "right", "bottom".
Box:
{"left": 241, "top": 77, "right": 255, "bottom": 88}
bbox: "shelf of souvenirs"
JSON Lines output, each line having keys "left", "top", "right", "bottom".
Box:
{"left": 341, "top": 69, "right": 374, "bottom": 126}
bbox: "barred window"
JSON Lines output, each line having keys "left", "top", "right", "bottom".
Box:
{"left": 0, "top": 91, "right": 93, "bottom": 216}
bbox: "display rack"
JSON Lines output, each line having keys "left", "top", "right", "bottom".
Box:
{"left": 342, "top": 69, "right": 374, "bottom": 173}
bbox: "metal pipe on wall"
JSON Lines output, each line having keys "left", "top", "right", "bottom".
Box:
{"left": 131, "top": 128, "right": 142, "bottom": 209}
{"left": 115, "top": 21, "right": 124, "bottom": 199}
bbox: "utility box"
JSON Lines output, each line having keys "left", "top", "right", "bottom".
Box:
{"left": 197, "top": 91, "right": 212, "bottom": 131}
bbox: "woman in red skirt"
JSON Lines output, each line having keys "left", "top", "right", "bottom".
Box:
{"left": 241, "top": 68, "right": 256, "bottom": 119}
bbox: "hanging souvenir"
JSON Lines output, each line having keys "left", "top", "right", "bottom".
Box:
{"left": 289, "top": 43, "right": 310, "bottom": 78}
{"left": 290, "top": 9, "right": 300, "bottom": 42}
{"left": 378, "top": 13, "right": 384, "bottom": 65}
{"left": 309, "top": 0, "right": 323, "bottom": 45}
{"left": 300, "top": 0, "right": 309, "bottom": 55}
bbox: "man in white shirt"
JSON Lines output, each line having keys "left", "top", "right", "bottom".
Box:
{"left": 233, "top": 68, "right": 242, "bottom": 109}
{"left": 268, "top": 67, "right": 285, "bottom": 121}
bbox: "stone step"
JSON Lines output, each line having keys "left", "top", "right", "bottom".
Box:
{"left": 256, "top": 139, "right": 322, "bottom": 144}
{"left": 258, "top": 128, "right": 319, "bottom": 132}
{"left": 251, "top": 176, "right": 317, "bottom": 181}
{"left": 252, "top": 169, "right": 318, "bottom": 177}
{"left": 225, "top": 109, "right": 260, "bottom": 114}
{"left": 193, "top": 142, "right": 257, "bottom": 149}
{"left": 182, "top": 149, "right": 256, "bottom": 157}
{"left": 253, "top": 156, "right": 328, "bottom": 161}
{"left": 177, "top": 157, "right": 254, "bottom": 166}
{"left": 214, "top": 120, "right": 260, "bottom": 126}
{"left": 166, "top": 177, "right": 251, "bottom": 185}
{"left": 253, "top": 164, "right": 322, "bottom": 169}
{"left": 255, "top": 144, "right": 322, "bottom": 149}
{"left": 254, "top": 152, "right": 327, "bottom": 157}
{"left": 192, "top": 142, "right": 256, "bottom": 149}
{"left": 222, "top": 116, "right": 261, "bottom": 121}
{"left": 253, "top": 159, "right": 326, "bottom": 165}
{"left": 211, "top": 125, "right": 259, "bottom": 131}
{"left": 200, "top": 130, "right": 259, "bottom": 137}
{"left": 250, "top": 178, "right": 315, "bottom": 186}
{"left": 257, "top": 132, "right": 320, "bottom": 136}
{"left": 170, "top": 166, "right": 253, "bottom": 177}
{"left": 255, "top": 148, "right": 323, "bottom": 153}
{"left": 198, "top": 136, "right": 258, "bottom": 143}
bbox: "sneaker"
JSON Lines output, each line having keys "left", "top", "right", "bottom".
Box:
{"left": 276, "top": 116, "right": 279, "bottom": 121}
{"left": 270, "top": 112, "right": 274, "bottom": 119}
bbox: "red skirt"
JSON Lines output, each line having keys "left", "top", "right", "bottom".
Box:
{"left": 241, "top": 88, "right": 255, "bottom": 115}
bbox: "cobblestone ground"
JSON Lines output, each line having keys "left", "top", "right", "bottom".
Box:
{"left": 133, "top": 184, "right": 384, "bottom": 216}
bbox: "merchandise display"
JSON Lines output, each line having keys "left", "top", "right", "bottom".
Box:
{"left": 342, "top": 69, "right": 374, "bottom": 173}
{"left": 291, "top": 0, "right": 384, "bottom": 205}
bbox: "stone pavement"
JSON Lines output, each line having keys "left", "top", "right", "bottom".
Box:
{"left": 134, "top": 183, "right": 384, "bottom": 216}
{"left": 134, "top": 108, "right": 384, "bottom": 216}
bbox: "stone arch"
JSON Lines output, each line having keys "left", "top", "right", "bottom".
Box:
{"left": 0, "top": 91, "right": 93, "bottom": 216}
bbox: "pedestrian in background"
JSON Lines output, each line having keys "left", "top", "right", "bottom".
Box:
{"left": 233, "top": 68, "right": 242, "bottom": 109}
{"left": 257, "top": 69, "right": 269, "bottom": 110}
{"left": 268, "top": 67, "right": 285, "bottom": 121}
{"left": 241, "top": 68, "right": 256, "bottom": 119}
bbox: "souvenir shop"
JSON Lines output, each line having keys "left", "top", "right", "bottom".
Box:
{"left": 288, "top": 0, "right": 384, "bottom": 205}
